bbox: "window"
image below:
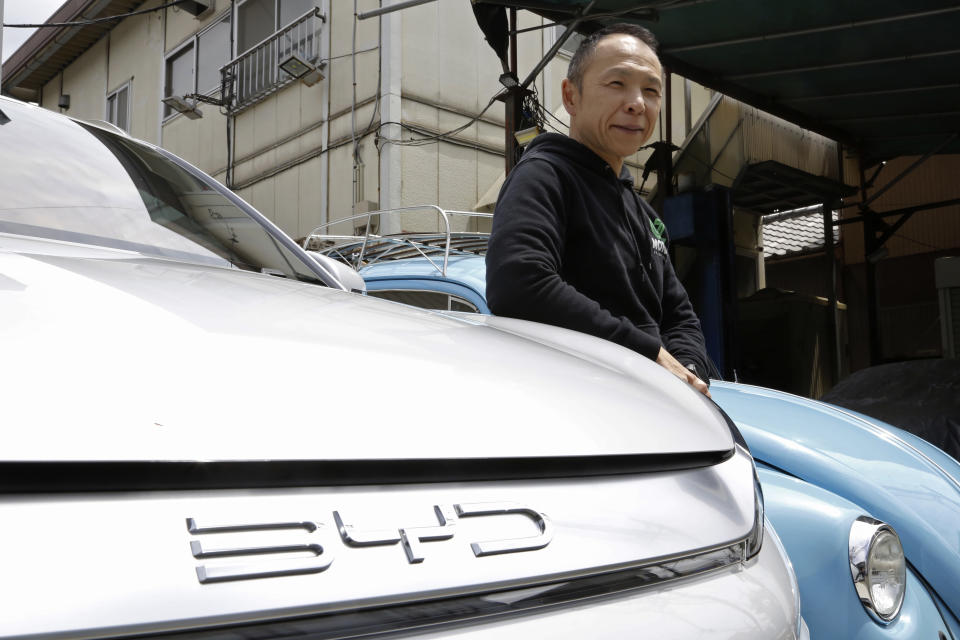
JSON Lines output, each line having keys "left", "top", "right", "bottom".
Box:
{"left": 237, "top": 0, "right": 319, "bottom": 54}
{"left": 106, "top": 82, "right": 130, "bottom": 132}
{"left": 163, "top": 12, "right": 232, "bottom": 119}
{"left": 366, "top": 290, "right": 480, "bottom": 313}
{"left": 198, "top": 16, "right": 232, "bottom": 93}
{"left": 164, "top": 43, "right": 194, "bottom": 118}
{"left": 228, "top": 0, "right": 323, "bottom": 109}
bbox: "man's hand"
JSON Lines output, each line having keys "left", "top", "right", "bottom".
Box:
{"left": 656, "top": 347, "right": 711, "bottom": 398}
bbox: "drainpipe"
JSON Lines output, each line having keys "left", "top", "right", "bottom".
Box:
{"left": 226, "top": 0, "right": 235, "bottom": 188}
{"left": 0, "top": 0, "right": 5, "bottom": 89}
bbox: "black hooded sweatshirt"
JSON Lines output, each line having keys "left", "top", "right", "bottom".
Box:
{"left": 486, "top": 133, "right": 710, "bottom": 381}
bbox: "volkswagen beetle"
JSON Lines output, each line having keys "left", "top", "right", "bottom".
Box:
{"left": 311, "top": 230, "right": 960, "bottom": 640}
{"left": 0, "top": 97, "right": 807, "bottom": 638}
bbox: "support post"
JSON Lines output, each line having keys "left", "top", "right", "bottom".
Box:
{"left": 503, "top": 8, "right": 522, "bottom": 175}
{"left": 859, "top": 159, "right": 881, "bottom": 365}
{"left": 822, "top": 199, "right": 841, "bottom": 384}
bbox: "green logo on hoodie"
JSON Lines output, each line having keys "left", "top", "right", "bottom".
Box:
{"left": 650, "top": 218, "right": 666, "bottom": 241}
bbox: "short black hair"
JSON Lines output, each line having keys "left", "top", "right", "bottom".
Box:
{"left": 566, "top": 23, "right": 660, "bottom": 89}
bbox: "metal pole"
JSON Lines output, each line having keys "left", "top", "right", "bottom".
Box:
{"left": 1, "top": 0, "right": 5, "bottom": 89}
{"left": 519, "top": 0, "right": 597, "bottom": 89}
{"left": 504, "top": 8, "right": 521, "bottom": 175}
{"left": 822, "top": 199, "right": 841, "bottom": 384}
{"left": 859, "top": 160, "right": 881, "bottom": 366}
{"left": 357, "top": 0, "right": 438, "bottom": 20}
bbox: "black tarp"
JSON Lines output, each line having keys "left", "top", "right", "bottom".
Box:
{"left": 821, "top": 359, "right": 960, "bottom": 461}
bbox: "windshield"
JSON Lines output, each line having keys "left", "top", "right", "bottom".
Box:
{"left": 0, "top": 99, "right": 323, "bottom": 283}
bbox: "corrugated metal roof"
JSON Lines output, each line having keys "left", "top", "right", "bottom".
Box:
{"left": 762, "top": 207, "right": 839, "bottom": 258}
{"left": 489, "top": 0, "right": 960, "bottom": 165}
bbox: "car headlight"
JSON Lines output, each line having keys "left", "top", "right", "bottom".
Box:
{"left": 745, "top": 454, "right": 764, "bottom": 559}
{"left": 848, "top": 516, "right": 906, "bottom": 623}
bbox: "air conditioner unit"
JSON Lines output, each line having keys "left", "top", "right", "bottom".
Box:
{"left": 935, "top": 256, "right": 960, "bottom": 358}
{"left": 180, "top": 0, "right": 214, "bottom": 19}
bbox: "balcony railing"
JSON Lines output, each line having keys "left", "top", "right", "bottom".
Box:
{"left": 220, "top": 8, "right": 324, "bottom": 113}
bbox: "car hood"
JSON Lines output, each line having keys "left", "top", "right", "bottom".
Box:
{"left": 0, "top": 235, "right": 732, "bottom": 464}
{"left": 712, "top": 380, "right": 960, "bottom": 614}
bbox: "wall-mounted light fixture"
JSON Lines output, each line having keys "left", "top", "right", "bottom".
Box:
{"left": 514, "top": 125, "right": 542, "bottom": 147}
{"left": 279, "top": 54, "right": 325, "bottom": 87}
{"left": 58, "top": 95, "right": 71, "bottom": 110}
{"left": 161, "top": 95, "right": 203, "bottom": 120}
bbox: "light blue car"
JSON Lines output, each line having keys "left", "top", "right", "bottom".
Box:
{"left": 350, "top": 252, "right": 960, "bottom": 640}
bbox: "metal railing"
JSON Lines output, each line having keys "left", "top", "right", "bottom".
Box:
{"left": 220, "top": 8, "right": 325, "bottom": 113}
{"left": 304, "top": 206, "right": 493, "bottom": 277}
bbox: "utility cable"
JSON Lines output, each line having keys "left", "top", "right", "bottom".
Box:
{"left": 3, "top": 0, "right": 189, "bottom": 28}
{"left": 376, "top": 90, "right": 504, "bottom": 148}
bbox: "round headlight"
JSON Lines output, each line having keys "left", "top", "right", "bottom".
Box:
{"left": 849, "top": 516, "right": 906, "bottom": 623}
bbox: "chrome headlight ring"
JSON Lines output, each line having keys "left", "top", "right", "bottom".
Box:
{"left": 738, "top": 447, "right": 764, "bottom": 561}
{"left": 744, "top": 450, "right": 764, "bottom": 560}
{"left": 849, "top": 516, "right": 907, "bottom": 623}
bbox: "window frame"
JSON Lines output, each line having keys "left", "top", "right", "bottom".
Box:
{"left": 105, "top": 80, "right": 132, "bottom": 133}
{"left": 365, "top": 288, "right": 482, "bottom": 314}
{"left": 233, "top": 0, "right": 319, "bottom": 57}
{"left": 162, "top": 9, "right": 232, "bottom": 122}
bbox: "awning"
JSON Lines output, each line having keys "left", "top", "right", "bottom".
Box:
{"left": 476, "top": 0, "right": 960, "bottom": 166}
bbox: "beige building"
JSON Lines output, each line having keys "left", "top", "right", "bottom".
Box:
{"left": 2, "top": 0, "right": 732, "bottom": 241}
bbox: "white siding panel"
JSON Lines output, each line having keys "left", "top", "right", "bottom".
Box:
{"left": 299, "top": 155, "right": 325, "bottom": 238}
{"left": 300, "top": 80, "right": 325, "bottom": 125}
{"left": 402, "top": 1, "right": 439, "bottom": 104}
{"left": 233, "top": 109, "right": 256, "bottom": 159}
{"left": 109, "top": 5, "right": 164, "bottom": 143}
{"left": 276, "top": 81, "right": 304, "bottom": 141}
{"left": 477, "top": 119, "right": 504, "bottom": 153}
{"left": 273, "top": 133, "right": 303, "bottom": 171}
{"left": 41, "top": 76, "right": 59, "bottom": 111}
{"left": 253, "top": 93, "right": 278, "bottom": 153}
{"left": 251, "top": 176, "right": 277, "bottom": 222}
{"left": 437, "top": 2, "right": 476, "bottom": 113}
{"left": 195, "top": 107, "right": 228, "bottom": 175}
{"left": 327, "top": 144, "right": 354, "bottom": 228}
{"left": 438, "top": 141, "right": 478, "bottom": 217}
{"left": 274, "top": 166, "right": 301, "bottom": 237}
{"left": 162, "top": 113, "right": 202, "bottom": 170}
{"left": 61, "top": 38, "right": 107, "bottom": 121}
{"left": 400, "top": 99, "right": 439, "bottom": 133}
{"left": 401, "top": 144, "right": 438, "bottom": 214}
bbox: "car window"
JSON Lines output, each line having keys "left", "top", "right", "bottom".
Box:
{"left": 0, "top": 100, "right": 322, "bottom": 284}
{"left": 367, "top": 289, "right": 479, "bottom": 313}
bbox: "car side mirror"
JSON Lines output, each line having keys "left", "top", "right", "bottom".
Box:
{"left": 307, "top": 251, "right": 367, "bottom": 293}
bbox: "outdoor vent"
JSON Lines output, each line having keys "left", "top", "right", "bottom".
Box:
{"left": 179, "top": 0, "right": 213, "bottom": 18}
{"left": 935, "top": 256, "right": 960, "bottom": 358}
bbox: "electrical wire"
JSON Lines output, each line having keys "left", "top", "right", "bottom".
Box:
{"left": 3, "top": 0, "right": 189, "bottom": 28}
{"left": 376, "top": 90, "right": 505, "bottom": 148}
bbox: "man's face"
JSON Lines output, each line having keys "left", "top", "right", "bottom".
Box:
{"left": 562, "top": 34, "right": 663, "bottom": 169}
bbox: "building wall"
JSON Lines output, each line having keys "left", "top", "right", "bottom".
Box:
{"left": 107, "top": 0, "right": 165, "bottom": 143}
{"left": 25, "top": 1, "right": 725, "bottom": 244}
{"left": 58, "top": 38, "right": 108, "bottom": 119}
{"left": 841, "top": 154, "right": 960, "bottom": 263}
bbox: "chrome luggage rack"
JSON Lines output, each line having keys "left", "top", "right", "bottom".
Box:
{"left": 303, "top": 206, "right": 492, "bottom": 277}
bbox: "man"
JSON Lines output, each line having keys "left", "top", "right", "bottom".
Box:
{"left": 486, "top": 23, "right": 711, "bottom": 397}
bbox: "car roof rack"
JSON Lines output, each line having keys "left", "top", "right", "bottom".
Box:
{"left": 303, "top": 206, "right": 492, "bottom": 277}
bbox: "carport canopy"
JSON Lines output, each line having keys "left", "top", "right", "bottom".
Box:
{"left": 475, "top": 0, "right": 960, "bottom": 167}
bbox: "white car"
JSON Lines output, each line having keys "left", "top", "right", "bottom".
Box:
{"left": 0, "top": 96, "right": 806, "bottom": 639}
